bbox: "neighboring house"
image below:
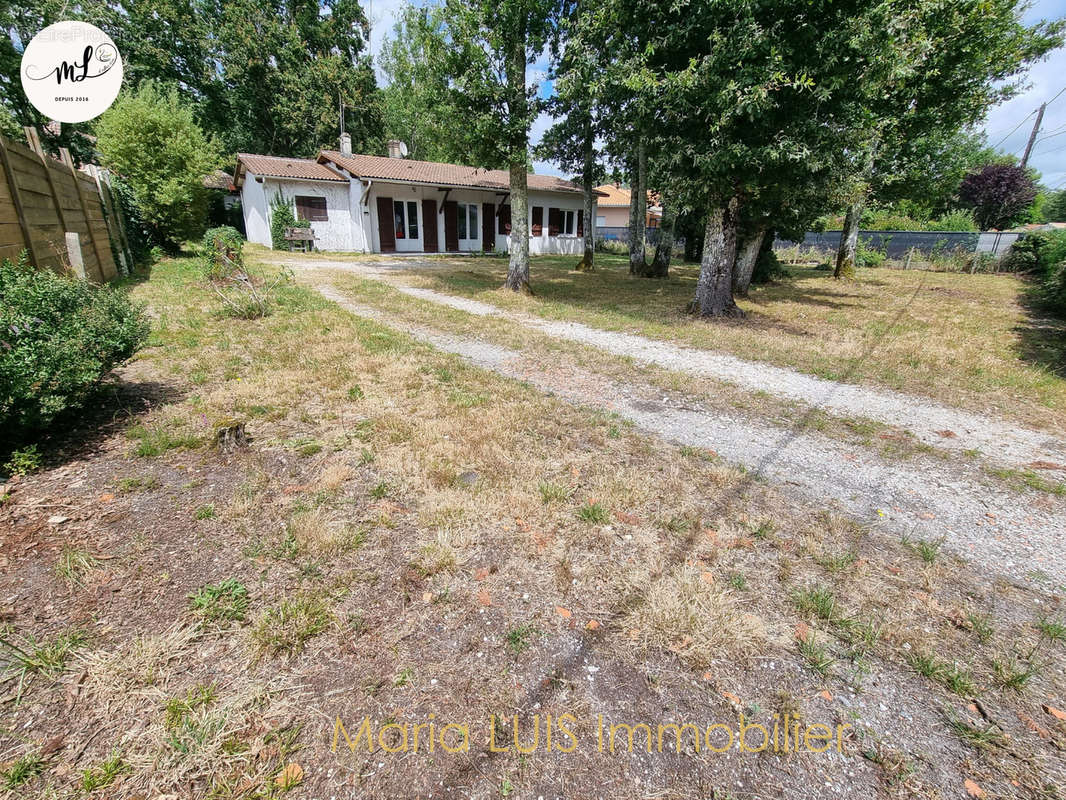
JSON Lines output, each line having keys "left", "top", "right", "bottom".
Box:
{"left": 235, "top": 136, "right": 598, "bottom": 254}
{"left": 593, "top": 183, "right": 662, "bottom": 230}
{"left": 203, "top": 169, "right": 240, "bottom": 210}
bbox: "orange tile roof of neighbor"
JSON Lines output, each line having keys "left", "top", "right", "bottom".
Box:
{"left": 319, "top": 150, "right": 588, "bottom": 194}
{"left": 235, "top": 153, "right": 347, "bottom": 183}
{"left": 594, "top": 183, "right": 661, "bottom": 209}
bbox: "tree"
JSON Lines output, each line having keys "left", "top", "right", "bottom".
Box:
{"left": 210, "top": 0, "right": 382, "bottom": 157}
{"left": 833, "top": 1, "right": 1062, "bottom": 277}
{"left": 959, "top": 164, "right": 1038, "bottom": 230}
{"left": 444, "top": 0, "right": 560, "bottom": 293}
{"left": 537, "top": 1, "right": 605, "bottom": 272}
{"left": 1046, "top": 190, "right": 1066, "bottom": 223}
{"left": 95, "top": 82, "right": 222, "bottom": 245}
{"left": 379, "top": 4, "right": 478, "bottom": 164}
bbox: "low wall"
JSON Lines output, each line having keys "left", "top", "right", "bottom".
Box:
{"left": 780, "top": 230, "right": 1021, "bottom": 258}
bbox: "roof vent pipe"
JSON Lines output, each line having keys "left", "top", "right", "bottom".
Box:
{"left": 340, "top": 132, "right": 352, "bottom": 157}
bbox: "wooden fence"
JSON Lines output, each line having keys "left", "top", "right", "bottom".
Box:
{"left": 0, "top": 128, "right": 131, "bottom": 282}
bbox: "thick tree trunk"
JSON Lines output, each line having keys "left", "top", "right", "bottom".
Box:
{"left": 574, "top": 122, "right": 595, "bottom": 272}
{"left": 732, "top": 225, "right": 767, "bottom": 295}
{"left": 645, "top": 194, "right": 674, "bottom": 278}
{"left": 504, "top": 162, "right": 530, "bottom": 292}
{"left": 689, "top": 196, "right": 742, "bottom": 318}
{"left": 628, "top": 141, "right": 647, "bottom": 273}
{"left": 502, "top": 35, "right": 531, "bottom": 293}
{"left": 833, "top": 202, "right": 861, "bottom": 279}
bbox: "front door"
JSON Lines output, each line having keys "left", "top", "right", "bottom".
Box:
{"left": 482, "top": 202, "right": 495, "bottom": 252}
{"left": 443, "top": 201, "right": 459, "bottom": 252}
{"left": 376, "top": 197, "right": 396, "bottom": 253}
{"left": 422, "top": 199, "right": 439, "bottom": 252}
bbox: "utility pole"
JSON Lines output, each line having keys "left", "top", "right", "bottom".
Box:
{"left": 1021, "top": 102, "right": 1046, "bottom": 168}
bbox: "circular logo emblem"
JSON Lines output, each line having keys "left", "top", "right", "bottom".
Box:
{"left": 20, "top": 21, "right": 123, "bottom": 123}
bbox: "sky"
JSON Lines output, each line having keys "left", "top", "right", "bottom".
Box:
{"left": 366, "top": 0, "right": 1066, "bottom": 187}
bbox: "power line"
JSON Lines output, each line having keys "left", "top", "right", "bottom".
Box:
{"left": 992, "top": 107, "right": 1037, "bottom": 150}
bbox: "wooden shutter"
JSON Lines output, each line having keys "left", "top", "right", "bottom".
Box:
{"left": 547, "top": 207, "right": 562, "bottom": 236}
{"left": 443, "top": 201, "right": 459, "bottom": 251}
{"left": 498, "top": 204, "right": 511, "bottom": 234}
{"left": 295, "top": 195, "right": 327, "bottom": 221}
{"left": 422, "top": 199, "right": 438, "bottom": 252}
{"left": 531, "top": 206, "right": 543, "bottom": 235}
{"left": 376, "top": 196, "right": 396, "bottom": 252}
{"left": 481, "top": 202, "right": 495, "bottom": 251}
{"left": 577, "top": 209, "right": 584, "bottom": 236}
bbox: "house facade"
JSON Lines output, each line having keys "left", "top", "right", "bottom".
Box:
{"left": 235, "top": 138, "right": 597, "bottom": 255}
{"left": 593, "top": 183, "right": 662, "bottom": 231}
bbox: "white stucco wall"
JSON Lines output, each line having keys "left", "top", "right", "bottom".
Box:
{"left": 241, "top": 167, "right": 595, "bottom": 255}
{"left": 364, "top": 183, "right": 592, "bottom": 255}
{"left": 239, "top": 173, "right": 352, "bottom": 250}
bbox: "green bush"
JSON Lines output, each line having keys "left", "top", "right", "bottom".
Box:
{"left": 95, "top": 82, "right": 222, "bottom": 246}
{"left": 201, "top": 226, "right": 244, "bottom": 280}
{"left": 268, "top": 193, "right": 310, "bottom": 250}
{"left": 855, "top": 237, "right": 886, "bottom": 268}
{"left": 0, "top": 253, "right": 150, "bottom": 449}
{"left": 926, "top": 209, "right": 978, "bottom": 232}
{"left": 1004, "top": 231, "right": 1066, "bottom": 314}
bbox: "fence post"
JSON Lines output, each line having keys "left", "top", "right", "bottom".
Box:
{"left": 25, "top": 128, "right": 79, "bottom": 272}
{"left": 0, "top": 134, "right": 40, "bottom": 266}
{"left": 88, "top": 164, "right": 129, "bottom": 276}
{"left": 60, "top": 147, "right": 111, "bottom": 280}
{"left": 65, "top": 232, "right": 86, "bottom": 279}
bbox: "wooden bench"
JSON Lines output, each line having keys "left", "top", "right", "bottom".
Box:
{"left": 284, "top": 226, "right": 317, "bottom": 252}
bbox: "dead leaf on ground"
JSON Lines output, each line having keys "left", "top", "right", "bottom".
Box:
{"left": 963, "top": 778, "right": 985, "bottom": 798}
{"left": 477, "top": 589, "right": 491, "bottom": 606}
{"left": 1042, "top": 704, "right": 1066, "bottom": 721}
{"left": 555, "top": 606, "right": 572, "bottom": 619}
{"left": 274, "top": 762, "right": 304, "bottom": 789}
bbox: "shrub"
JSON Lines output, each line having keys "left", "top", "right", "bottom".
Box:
{"left": 855, "top": 237, "right": 886, "bottom": 268}
{"left": 0, "top": 253, "right": 150, "bottom": 449}
{"left": 95, "top": 81, "right": 222, "bottom": 246}
{"left": 201, "top": 226, "right": 244, "bottom": 280}
{"left": 268, "top": 192, "right": 309, "bottom": 250}
{"left": 926, "top": 209, "right": 978, "bottom": 232}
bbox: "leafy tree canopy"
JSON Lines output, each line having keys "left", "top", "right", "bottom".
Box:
{"left": 959, "top": 163, "right": 1039, "bottom": 230}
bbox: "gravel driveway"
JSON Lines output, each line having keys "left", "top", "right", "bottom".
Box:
{"left": 316, "top": 282, "right": 1066, "bottom": 584}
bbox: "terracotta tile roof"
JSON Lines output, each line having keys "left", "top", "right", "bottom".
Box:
{"left": 235, "top": 153, "right": 346, "bottom": 183}
{"left": 319, "top": 150, "right": 587, "bottom": 195}
{"left": 594, "top": 183, "right": 661, "bottom": 210}
{"left": 203, "top": 169, "right": 235, "bottom": 191}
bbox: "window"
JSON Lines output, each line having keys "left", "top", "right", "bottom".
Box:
{"left": 295, "top": 195, "right": 327, "bottom": 222}
{"left": 407, "top": 201, "right": 419, "bottom": 239}
{"left": 457, "top": 203, "right": 479, "bottom": 240}
{"left": 393, "top": 200, "right": 419, "bottom": 239}
{"left": 531, "top": 206, "right": 543, "bottom": 236}
{"left": 547, "top": 207, "right": 562, "bottom": 236}
{"left": 596, "top": 215, "right": 607, "bottom": 227}
{"left": 498, "top": 204, "right": 511, "bottom": 234}
{"left": 562, "top": 210, "right": 576, "bottom": 236}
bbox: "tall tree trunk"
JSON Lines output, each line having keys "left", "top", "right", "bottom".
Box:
{"left": 689, "top": 196, "right": 742, "bottom": 318}
{"left": 575, "top": 119, "right": 595, "bottom": 272}
{"left": 732, "top": 225, "right": 767, "bottom": 295}
{"left": 646, "top": 193, "right": 675, "bottom": 278}
{"left": 502, "top": 34, "right": 530, "bottom": 293}
{"left": 628, "top": 140, "right": 647, "bottom": 273}
{"left": 833, "top": 202, "right": 861, "bottom": 279}
{"left": 505, "top": 162, "right": 530, "bottom": 291}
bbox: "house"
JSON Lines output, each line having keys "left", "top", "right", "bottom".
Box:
{"left": 593, "top": 184, "right": 662, "bottom": 233}
{"left": 235, "top": 136, "right": 598, "bottom": 254}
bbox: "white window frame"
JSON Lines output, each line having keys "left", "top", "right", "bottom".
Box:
{"left": 562, "top": 209, "right": 576, "bottom": 236}
{"left": 458, "top": 203, "right": 479, "bottom": 241}
{"left": 393, "top": 199, "right": 419, "bottom": 240}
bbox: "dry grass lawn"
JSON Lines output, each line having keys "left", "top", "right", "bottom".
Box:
{"left": 404, "top": 253, "right": 1066, "bottom": 433}
{"left": 1, "top": 256, "right": 1064, "bottom": 799}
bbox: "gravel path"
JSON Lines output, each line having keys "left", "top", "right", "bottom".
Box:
{"left": 317, "top": 283, "right": 1066, "bottom": 583}
{"left": 276, "top": 255, "right": 1066, "bottom": 470}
